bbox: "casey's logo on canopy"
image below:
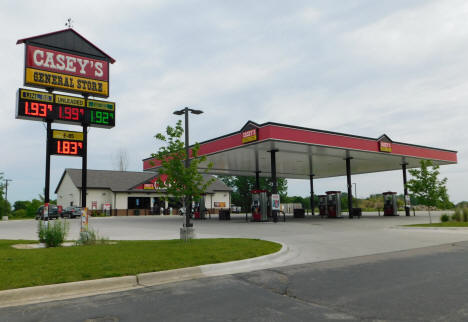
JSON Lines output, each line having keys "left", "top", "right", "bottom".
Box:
{"left": 242, "top": 128, "right": 257, "bottom": 144}
{"left": 379, "top": 141, "right": 392, "bottom": 153}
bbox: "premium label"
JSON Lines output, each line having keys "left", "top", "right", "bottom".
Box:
{"left": 87, "top": 99, "right": 115, "bottom": 111}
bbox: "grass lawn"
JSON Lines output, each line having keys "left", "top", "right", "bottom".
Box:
{"left": 0, "top": 238, "right": 281, "bottom": 291}
{"left": 406, "top": 222, "right": 468, "bottom": 228}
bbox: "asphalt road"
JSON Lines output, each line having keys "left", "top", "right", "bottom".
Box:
{"left": 3, "top": 241, "right": 468, "bottom": 322}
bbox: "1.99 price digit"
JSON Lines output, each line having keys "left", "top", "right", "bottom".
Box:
{"left": 59, "top": 106, "right": 83, "bottom": 121}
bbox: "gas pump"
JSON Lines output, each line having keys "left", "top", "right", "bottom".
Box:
{"left": 326, "top": 191, "right": 342, "bottom": 218}
{"left": 194, "top": 195, "right": 206, "bottom": 219}
{"left": 193, "top": 202, "right": 201, "bottom": 219}
{"left": 200, "top": 195, "right": 206, "bottom": 219}
{"left": 318, "top": 195, "right": 328, "bottom": 217}
{"left": 251, "top": 190, "right": 268, "bottom": 221}
{"left": 383, "top": 192, "right": 398, "bottom": 216}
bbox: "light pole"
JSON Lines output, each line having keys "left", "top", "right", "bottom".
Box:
{"left": 173, "top": 107, "right": 203, "bottom": 229}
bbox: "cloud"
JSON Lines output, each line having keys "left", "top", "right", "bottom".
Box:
{"left": 1, "top": 0, "right": 467, "bottom": 204}
{"left": 344, "top": 0, "right": 468, "bottom": 65}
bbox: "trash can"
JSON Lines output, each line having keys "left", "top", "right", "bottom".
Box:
{"left": 219, "top": 209, "right": 231, "bottom": 220}
{"left": 293, "top": 208, "right": 305, "bottom": 218}
{"left": 351, "top": 208, "right": 362, "bottom": 218}
{"left": 134, "top": 209, "right": 140, "bottom": 216}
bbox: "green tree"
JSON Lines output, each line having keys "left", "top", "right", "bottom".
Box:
{"left": 0, "top": 172, "right": 11, "bottom": 217}
{"left": 218, "top": 176, "right": 288, "bottom": 212}
{"left": 14, "top": 200, "right": 30, "bottom": 211}
{"left": 407, "top": 160, "right": 451, "bottom": 223}
{"left": 151, "top": 120, "right": 214, "bottom": 220}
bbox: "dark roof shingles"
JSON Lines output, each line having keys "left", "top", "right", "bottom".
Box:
{"left": 63, "top": 169, "right": 232, "bottom": 193}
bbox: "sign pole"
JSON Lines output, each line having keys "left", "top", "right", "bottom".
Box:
{"left": 81, "top": 126, "right": 88, "bottom": 208}
{"left": 43, "top": 120, "right": 52, "bottom": 227}
{"left": 81, "top": 95, "right": 89, "bottom": 232}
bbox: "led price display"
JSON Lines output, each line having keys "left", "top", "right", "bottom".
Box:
{"left": 52, "top": 140, "right": 84, "bottom": 156}
{"left": 89, "top": 109, "right": 114, "bottom": 125}
{"left": 50, "top": 130, "right": 84, "bottom": 157}
{"left": 16, "top": 88, "right": 115, "bottom": 128}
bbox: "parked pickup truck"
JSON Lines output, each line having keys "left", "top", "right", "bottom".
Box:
{"left": 35, "top": 205, "right": 60, "bottom": 220}
{"left": 61, "top": 206, "right": 82, "bottom": 219}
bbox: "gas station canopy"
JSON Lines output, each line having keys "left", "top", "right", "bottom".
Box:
{"left": 143, "top": 121, "right": 457, "bottom": 179}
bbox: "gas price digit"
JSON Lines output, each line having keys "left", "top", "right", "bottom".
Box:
{"left": 90, "top": 110, "right": 112, "bottom": 125}
{"left": 59, "top": 106, "right": 84, "bottom": 121}
{"left": 24, "top": 102, "right": 53, "bottom": 117}
{"left": 55, "top": 140, "right": 83, "bottom": 156}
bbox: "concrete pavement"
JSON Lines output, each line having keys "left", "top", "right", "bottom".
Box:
{"left": 1, "top": 211, "right": 468, "bottom": 308}
{"left": 2, "top": 211, "right": 465, "bottom": 268}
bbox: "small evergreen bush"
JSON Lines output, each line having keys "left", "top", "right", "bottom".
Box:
{"left": 440, "top": 214, "right": 450, "bottom": 222}
{"left": 37, "top": 220, "right": 69, "bottom": 247}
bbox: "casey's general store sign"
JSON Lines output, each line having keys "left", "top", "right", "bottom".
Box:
{"left": 24, "top": 45, "right": 109, "bottom": 97}
{"left": 379, "top": 141, "right": 392, "bottom": 153}
{"left": 242, "top": 128, "right": 258, "bottom": 144}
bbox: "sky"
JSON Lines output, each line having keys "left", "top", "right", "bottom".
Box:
{"left": 1, "top": 0, "right": 467, "bottom": 204}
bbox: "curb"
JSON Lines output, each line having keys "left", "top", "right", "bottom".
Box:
{"left": 0, "top": 276, "right": 139, "bottom": 308}
{"left": 391, "top": 226, "right": 468, "bottom": 231}
{"left": 0, "top": 242, "right": 288, "bottom": 308}
{"left": 138, "top": 267, "right": 204, "bottom": 286}
{"left": 201, "top": 241, "right": 289, "bottom": 276}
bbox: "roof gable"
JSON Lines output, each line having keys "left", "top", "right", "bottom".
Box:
{"left": 58, "top": 169, "right": 155, "bottom": 192}
{"left": 17, "top": 28, "right": 115, "bottom": 63}
{"left": 240, "top": 121, "right": 260, "bottom": 132}
{"left": 377, "top": 134, "right": 393, "bottom": 143}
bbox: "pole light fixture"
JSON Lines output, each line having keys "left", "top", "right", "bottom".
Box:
{"left": 173, "top": 107, "right": 203, "bottom": 116}
{"left": 173, "top": 107, "right": 203, "bottom": 229}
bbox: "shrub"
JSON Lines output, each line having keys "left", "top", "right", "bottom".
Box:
{"left": 440, "top": 214, "right": 450, "bottom": 222}
{"left": 76, "top": 229, "right": 109, "bottom": 246}
{"left": 11, "top": 209, "right": 28, "bottom": 219}
{"left": 452, "top": 208, "right": 462, "bottom": 222}
{"left": 37, "top": 220, "right": 69, "bottom": 247}
{"left": 90, "top": 211, "right": 107, "bottom": 217}
{"left": 463, "top": 208, "right": 468, "bottom": 222}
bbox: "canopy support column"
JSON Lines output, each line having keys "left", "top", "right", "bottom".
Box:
{"left": 269, "top": 149, "right": 278, "bottom": 222}
{"left": 309, "top": 174, "right": 315, "bottom": 215}
{"left": 346, "top": 157, "right": 353, "bottom": 218}
{"left": 255, "top": 171, "right": 260, "bottom": 190}
{"left": 270, "top": 150, "right": 278, "bottom": 194}
{"left": 402, "top": 162, "right": 410, "bottom": 216}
